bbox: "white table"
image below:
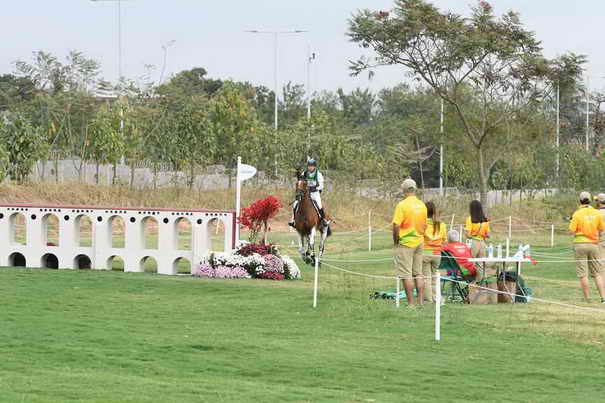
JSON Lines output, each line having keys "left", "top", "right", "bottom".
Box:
{"left": 468, "top": 257, "right": 532, "bottom": 303}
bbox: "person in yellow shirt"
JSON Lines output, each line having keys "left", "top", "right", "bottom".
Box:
{"left": 392, "top": 178, "right": 427, "bottom": 306}
{"left": 569, "top": 191, "right": 605, "bottom": 303}
{"left": 422, "top": 201, "right": 446, "bottom": 303}
{"left": 465, "top": 200, "right": 490, "bottom": 258}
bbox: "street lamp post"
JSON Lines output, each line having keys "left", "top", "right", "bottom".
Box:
{"left": 246, "top": 29, "right": 308, "bottom": 131}
{"left": 91, "top": 0, "right": 125, "bottom": 80}
{"left": 306, "top": 48, "right": 316, "bottom": 120}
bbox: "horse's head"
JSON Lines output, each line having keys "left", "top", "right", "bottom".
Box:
{"left": 295, "top": 169, "right": 307, "bottom": 200}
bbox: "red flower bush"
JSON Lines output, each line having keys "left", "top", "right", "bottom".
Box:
{"left": 237, "top": 243, "right": 277, "bottom": 257}
{"left": 258, "top": 272, "right": 285, "bottom": 281}
{"left": 238, "top": 196, "right": 283, "bottom": 243}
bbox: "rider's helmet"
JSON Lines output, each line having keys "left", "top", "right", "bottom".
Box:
{"left": 307, "top": 158, "right": 318, "bottom": 167}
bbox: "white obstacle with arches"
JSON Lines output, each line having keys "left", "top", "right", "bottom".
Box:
{"left": 0, "top": 204, "right": 236, "bottom": 274}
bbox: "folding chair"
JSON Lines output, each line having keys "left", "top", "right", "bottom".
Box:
{"left": 438, "top": 250, "right": 476, "bottom": 304}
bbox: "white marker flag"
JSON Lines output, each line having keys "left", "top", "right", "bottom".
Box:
{"left": 238, "top": 163, "right": 257, "bottom": 181}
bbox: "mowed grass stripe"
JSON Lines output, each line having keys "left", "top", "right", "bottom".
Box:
{"left": 1, "top": 266, "right": 605, "bottom": 402}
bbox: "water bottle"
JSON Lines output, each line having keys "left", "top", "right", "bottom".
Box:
{"left": 487, "top": 244, "right": 494, "bottom": 258}
{"left": 497, "top": 244, "right": 502, "bottom": 259}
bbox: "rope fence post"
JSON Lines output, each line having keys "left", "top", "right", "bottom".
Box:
{"left": 506, "top": 238, "right": 510, "bottom": 258}
{"left": 508, "top": 216, "right": 512, "bottom": 239}
{"left": 396, "top": 276, "right": 400, "bottom": 308}
{"left": 551, "top": 224, "right": 555, "bottom": 248}
{"left": 368, "top": 210, "right": 372, "bottom": 252}
{"left": 435, "top": 272, "right": 441, "bottom": 341}
{"left": 313, "top": 258, "right": 319, "bottom": 308}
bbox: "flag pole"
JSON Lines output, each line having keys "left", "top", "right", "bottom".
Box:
{"left": 235, "top": 156, "right": 242, "bottom": 242}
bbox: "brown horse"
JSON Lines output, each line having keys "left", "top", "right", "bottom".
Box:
{"left": 294, "top": 171, "right": 331, "bottom": 265}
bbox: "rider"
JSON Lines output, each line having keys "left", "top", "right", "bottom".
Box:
{"left": 289, "top": 158, "right": 331, "bottom": 227}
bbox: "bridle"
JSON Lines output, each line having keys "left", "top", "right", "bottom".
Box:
{"left": 295, "top": 179, "right": 307, "bottom": 202}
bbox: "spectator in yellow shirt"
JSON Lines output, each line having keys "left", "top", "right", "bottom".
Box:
{"left": 422, "top": 201, "right": 446, "bottom": 303}
{"left": 392, "top": 178, "right": 427, "bottom": 306}
{"left": 465, "top": 200, "right": 490, "bottom": 258}
{"left": 569, "top": 192, "right": 605, "bottom": 303}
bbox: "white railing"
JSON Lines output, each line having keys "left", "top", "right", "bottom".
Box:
{"left": 0, "top": 204, "right": 236, "bottom": 274}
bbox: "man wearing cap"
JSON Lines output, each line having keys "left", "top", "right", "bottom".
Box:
{"left": 569, "top": 191, "right": 605, "bottom": 303}
{"left": 392, "top": 178, "right": 427, "bottom": 305}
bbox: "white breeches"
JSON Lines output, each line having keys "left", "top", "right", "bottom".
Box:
{"left": 292, "top": 193, "right": 322, "bottom": 214}
{"left": 310, "top": 192, "right": 322, "bottom": 209}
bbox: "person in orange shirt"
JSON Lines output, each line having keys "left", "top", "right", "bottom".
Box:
{"left": 465, "top": 200, "right": 490, "bottom": 258}
{"left": 392, "top": 178, "right": 428, "bottom": 306}
{"left": 569, "top": 192, "right": 605, "bottom": 303}
{"left": 422, "top": 201, "right": 447, "bottom": 303}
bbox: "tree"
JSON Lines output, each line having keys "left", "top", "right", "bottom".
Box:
{"left": 88, "top": 105, "right": 124, "bottom": 184}
{"left": 348, "top": 0, "right": 575, "bottom": 204}
{"left": 157, "top": 67, "right": 223, "bottom": 98}
{"left": 0, "top": 115, "right": 47, "bottom": 182}
{"left": 0, "top": 74, "right": 36, "bottom": 109}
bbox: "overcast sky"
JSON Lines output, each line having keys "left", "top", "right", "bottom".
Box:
{"left": 2, "top": 1, "right": 604, "bottom": 93}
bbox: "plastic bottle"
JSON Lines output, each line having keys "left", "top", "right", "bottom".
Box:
{"left": 487, "top": 244, "right": 494, "bottom": 258}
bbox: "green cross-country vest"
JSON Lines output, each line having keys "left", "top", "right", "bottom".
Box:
{"left": 305, "top": 170, "right": 319, "bottom": 188}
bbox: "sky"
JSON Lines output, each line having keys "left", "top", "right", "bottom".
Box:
{"left": 2, "top": 1, "right": 605, "bottom": 93}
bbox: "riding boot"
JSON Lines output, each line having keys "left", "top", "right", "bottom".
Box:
{"left": 319, "top": 208, "right": 331, "bottom": 226}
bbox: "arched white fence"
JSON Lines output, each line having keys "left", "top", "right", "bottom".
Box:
{"left": 0, "top": 204, "right": 236, "bottom": 274}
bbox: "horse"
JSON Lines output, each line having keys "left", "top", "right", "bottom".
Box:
{"left": 293, "top": 170, "right": 331, "bottom": 265}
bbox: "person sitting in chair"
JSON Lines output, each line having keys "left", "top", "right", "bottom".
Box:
{"left": 442, "top": 229, "right": 477, "bottom": 279}
{"left": 289, "top": 158, "right": 331, "bottom": 227}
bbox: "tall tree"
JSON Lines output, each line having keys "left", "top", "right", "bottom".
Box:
{"left": 348, "top": 0, "right": 578, "bottom": 204}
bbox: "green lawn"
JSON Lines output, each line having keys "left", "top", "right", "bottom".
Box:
{"left": 1, "top": 230, "right": 605, "bottom": 402}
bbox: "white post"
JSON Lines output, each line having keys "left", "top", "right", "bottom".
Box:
{"left": 312, "top": 257, "right": 319, "bottom": 308}
{"left": 435, "top": 271, "right": 441, "bottom": 341}
{"left": 368, "top": 210, "right": 372, "bottom": 252}
{"left": 439, "top": 98, "right": 444, "bottom": 196}
{"left": 508, "top": 216, "right": 512, "bottom": 239}
{"left": 235, "top": 157, "right": 242, "bottom": 243}
{"left": 450, "top": 214, "right": 455, "bottom": 227}
{"left": 586, "top": 76, "right": 590, "bottom": 152}
{"left": 506, "top": 238, "right": 510, "bottom": 258}
{"left": 551, "top": 224, "right": 555, "bottom": 248}
{"left": 395, "top": 276, "right": 400, "bottom": 308}
{"left": 556, "top": 82, "right": 560, "bottom": 178}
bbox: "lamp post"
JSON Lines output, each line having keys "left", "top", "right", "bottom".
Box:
{"left": 90, "top": 0, "right": 126, "bottom": 80}
{"left": 246, "top": 29, "right": 308, "bottom": 131}
{"left": 307, "top": 48, "right": 316, "bottom": 120}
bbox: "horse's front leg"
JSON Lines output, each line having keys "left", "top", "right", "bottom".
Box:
{"left": 308, "top": 227, "right": 317, "bottom": 263}
{"left": 319, "top": 227, "right": 328, "bottom": 260}
{"left": 297, "top": 232, "right": 305, "bottom": 260}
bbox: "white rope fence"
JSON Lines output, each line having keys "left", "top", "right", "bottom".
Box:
{"left": 312, "top": 251, "right": 605, "bottom": 342}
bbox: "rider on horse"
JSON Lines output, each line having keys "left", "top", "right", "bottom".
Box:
{"left": 289, "top": 158, "right": 331, "bottom": 228}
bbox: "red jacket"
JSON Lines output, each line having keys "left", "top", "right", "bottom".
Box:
{"left": 442, "top": 242, "right": 477, "bottom": 277}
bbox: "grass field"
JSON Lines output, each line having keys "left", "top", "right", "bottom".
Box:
{"left": 2, "top": 226, "right": 605, "bottom": 402}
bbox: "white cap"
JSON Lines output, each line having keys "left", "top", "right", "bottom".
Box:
{"left": 401, "top": 178, "right": 417, "bottom": 191}
{"left": 447, "top": 229, "right": 460, "bottom": 242}
{"left": 597, "top": 193, "right": 605, "bottom": 203}
{"left": 580, "top": 191, "right": 591, "bottom": 202}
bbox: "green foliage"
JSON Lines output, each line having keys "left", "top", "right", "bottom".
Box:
{"left": 0, "top": 115, "right": 47, "bottom": 182}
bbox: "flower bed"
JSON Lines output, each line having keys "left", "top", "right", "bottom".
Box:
{"left": 192, "top": 242, "right": 301, "bottom": 280}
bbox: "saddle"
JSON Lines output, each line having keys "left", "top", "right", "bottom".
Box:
{"left": 294, "top": 199, "right": 322, "bottom": 217}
